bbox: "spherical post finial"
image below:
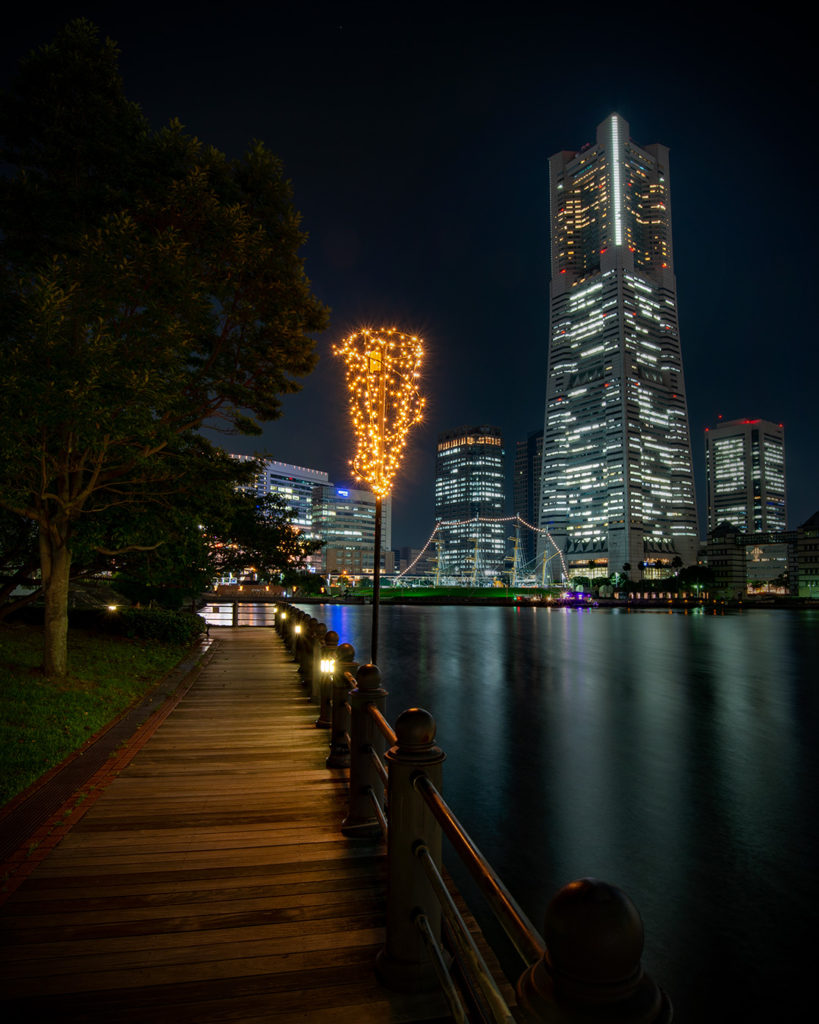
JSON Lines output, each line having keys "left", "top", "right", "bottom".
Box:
{"left": 516, "top": 878, "right": 672, "bottom": 1022}
{"left": 545, "top": 878, "right": 644, "bottom": 985}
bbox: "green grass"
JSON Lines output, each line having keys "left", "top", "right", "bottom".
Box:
{"left": 0, "top": 624, "right": 189, "bottom": 807}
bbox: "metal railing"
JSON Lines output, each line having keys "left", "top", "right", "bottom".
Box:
{"left": 273, "top": 602, "right": 673, "bottom": 1023}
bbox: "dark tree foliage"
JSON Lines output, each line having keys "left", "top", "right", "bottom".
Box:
{"left": 212, "top": 494, "right": 323, "bottom": 586}
{"left": 0, "top": 21, "right": 328, "bottom": 674}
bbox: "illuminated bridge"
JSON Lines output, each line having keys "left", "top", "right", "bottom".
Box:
{"left": 397, "top": 514, "right": 569, "bottom": 586}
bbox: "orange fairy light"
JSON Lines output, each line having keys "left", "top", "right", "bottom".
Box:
{"left": 332, "top": 326, "right": 425, "bottom": 662}
{"left": 332, "top": 326, "right": 425, "bottom": 498}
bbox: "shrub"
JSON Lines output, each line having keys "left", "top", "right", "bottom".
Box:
{"left": 105, "top": 608, "right": 206, "bottom": 644}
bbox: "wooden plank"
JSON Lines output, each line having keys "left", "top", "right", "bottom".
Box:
{"left": 0, "top": 629, "right": 451, "bottom": 1022}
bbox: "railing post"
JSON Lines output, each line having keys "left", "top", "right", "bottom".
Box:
{"left": 342, "top": 664, "right": 388, "bottom": 837}
{"left": 376, "top": 707, "right": 445, "bottom": 992}
{"left": 315, "top": 630, "right": 337, "bottom": 729}
{"left": 288, "top": 615, "right": 302, "bottom": 659}
{"left": 516, "top": 878, "right": 672, "bottom": 1022}
{"left": 296, "top": 616, "right": 316, "bottom": 681}
{"left": 307, "top": 620, "right": 326, "bottom": 699}
{"left": 231, "top": 601, "right": 238, "bottom": 627}
{"left": 326, "top": 642, "right": 356, "bottom": 767}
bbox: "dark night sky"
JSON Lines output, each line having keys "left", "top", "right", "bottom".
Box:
{"left": 4, "top": 4, "right": 817, "bottom": 549}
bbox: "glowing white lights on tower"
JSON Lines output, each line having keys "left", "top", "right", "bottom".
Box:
{"left": 610, "top": 114, "right": 623, "bottom": 247}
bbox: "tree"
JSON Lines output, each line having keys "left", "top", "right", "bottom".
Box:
{"left": 0, "top": 22, "right": 328, "bottom": 675}
{"left": 0, "top": 507, "right": 40, "bottom": 617}
{"left": 212, "top": 494, "right": 322, "bottom": 585}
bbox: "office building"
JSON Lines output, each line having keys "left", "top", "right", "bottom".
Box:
{"left": 312, "top": 483, "right": 392, "bottom": 579}
{"left": 435, "top": 425, "right": 506, "bottom": 581}
{"left": 513, "top": 429, "right": 543, "bottom": 569}
{"left": 231, "top": 455, "right": 328, "bottom": 570}
{"left": 704, "top": 418, "right": 786, "bottom": 534}
{"left": 538, "top": 114, "right": 698, "bottom": 581}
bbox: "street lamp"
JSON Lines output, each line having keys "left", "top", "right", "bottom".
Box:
{"left": 333, "top": 327, "right": 425, "bottom": 663}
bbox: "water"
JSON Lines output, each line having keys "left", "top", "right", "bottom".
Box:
{"left": 213, "top": 602, "right": 819, "bottom": 1020}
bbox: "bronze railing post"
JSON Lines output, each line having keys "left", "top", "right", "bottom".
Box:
{"left": 326, "top": 643, "right": 355, "bottom": 768}
{"left": 376, "top": 708, "right": 445, "bottom": 992}
{"left": 315, "top": 630, "right": 337, "bottom": 729}
{"left": 342, "top": 664, "right": 388, "bottom": 837}
{"left": 516, "top": 878, "right": 672, "bottom": 1022}
{"left": 308, "top": 620, "right": 326, "bottom": 700}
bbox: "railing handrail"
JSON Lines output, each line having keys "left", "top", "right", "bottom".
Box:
{"left": 277, "top": 602, "right": 672, "bottom": 1023}
{"left": 366, "top": 702, "right": 396, "bottom": 746}
{"left": 412, "top": 772, "right": 545, "bottom": 968}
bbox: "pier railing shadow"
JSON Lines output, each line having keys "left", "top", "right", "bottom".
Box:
{"left": 275, "top": 602, "right": 672, "bottom": 1023}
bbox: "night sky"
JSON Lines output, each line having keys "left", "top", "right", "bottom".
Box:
{"left": 4, "top": 5, "right": 817, "bottom": 550}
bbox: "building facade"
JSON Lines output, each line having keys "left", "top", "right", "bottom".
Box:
{"left": 513, "top": 429, "right": 543, "bottom": 569}
{"left": 538, "top": 114, "right": 698, "bottom": 582}
{"left": 312, "top": 483, "right": 392, "bottom": 579}
{"left": 231, "top": 455, "right": 329, "bottom": 570}
{"left": 434, "top": 425, "right": 506, "bottom": 582}
{"left": 704, "top": 418, "right": 786, "bottom": 534}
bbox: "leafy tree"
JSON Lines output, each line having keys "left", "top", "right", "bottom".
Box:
{"left": 284, "top": 569, "right": 327, "bottom": 597}
{"left": 676, "top": 565, "right": 715, "bottom": 588}
{"left": 0, "top": 507, "right": 39, "bottom": 616}
{"left": 0, "top": 22, "right": 328, "bottom": 675}
{"left": 212, "top": 494, "right": 322, "bottom": 585}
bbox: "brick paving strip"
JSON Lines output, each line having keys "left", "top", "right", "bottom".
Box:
{"left": 0, "top": 639, "right": 217, "bottom": 898}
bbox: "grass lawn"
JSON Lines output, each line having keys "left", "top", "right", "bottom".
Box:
{"left": 0, "top": 623, "right": 189, "bottom": 807}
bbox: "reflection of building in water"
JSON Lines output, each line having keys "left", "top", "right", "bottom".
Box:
{"left": 435, "top": 425, "right": 506, "bottom": 582}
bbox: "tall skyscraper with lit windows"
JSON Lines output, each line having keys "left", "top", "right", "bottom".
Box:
{"left": 435, "top": 425, "right": 506, "bottom": 581}
{"left": 705, "top": 418, "right": 786, "bottom": 534}
{"left": 538, "top": 114, "right": 698, "bottom": 581}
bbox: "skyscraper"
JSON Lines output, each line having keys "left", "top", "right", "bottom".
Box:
{"left": 312, "top": 483, "right": 392, "bottom": 579}
{"left": 435, "top": 425, "right": 506, "bottom": 581}
{"left": 231, "top": 455, "right": 329, "bottom": 570}
{"left": 538, "top": 114, "right": 698, "bottom": 581}
{"left": 705, "top": 418, "right": 786, "bottom": 533}
{"left": 513, "top": 429, "right": 543, "bottom": 568}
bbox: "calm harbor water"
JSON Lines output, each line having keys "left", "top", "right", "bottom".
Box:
{"left": 209, "top": 602, "right": 819, "bottom": 1020}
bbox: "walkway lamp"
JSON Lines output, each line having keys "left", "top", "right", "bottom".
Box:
{"left": 333, "top": 327, "right": 425, "bottom": 662}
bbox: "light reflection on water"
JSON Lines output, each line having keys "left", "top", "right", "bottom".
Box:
{"left": 294, "top": 604, "right": 817, "bottom": 1019}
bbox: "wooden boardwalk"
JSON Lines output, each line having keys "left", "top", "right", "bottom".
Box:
{"left": 0, "top": 629, "right": 451, "bottom": 1022}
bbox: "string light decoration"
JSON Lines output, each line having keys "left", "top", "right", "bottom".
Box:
{"left": 395, "top": 514, "right": 569, "bottom": 582}
{"left": 332, "top": 327, "right": 425, "bottom": 498}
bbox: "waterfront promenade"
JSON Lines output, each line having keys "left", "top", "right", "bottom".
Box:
{"left": 0, "top": 630, "right": 450, "bottom": 1022}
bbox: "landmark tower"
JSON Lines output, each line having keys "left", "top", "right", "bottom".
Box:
{"left": 538, "top": 114, "right": 698, "bottom": 581}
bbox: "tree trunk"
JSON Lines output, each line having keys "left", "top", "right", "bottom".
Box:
{"left": 40, "top": 522, "right": 72, "bottom": 677}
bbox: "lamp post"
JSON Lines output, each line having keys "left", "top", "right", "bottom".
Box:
{"left": 333, "top": 327, "right": 425, "bottom": 663}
